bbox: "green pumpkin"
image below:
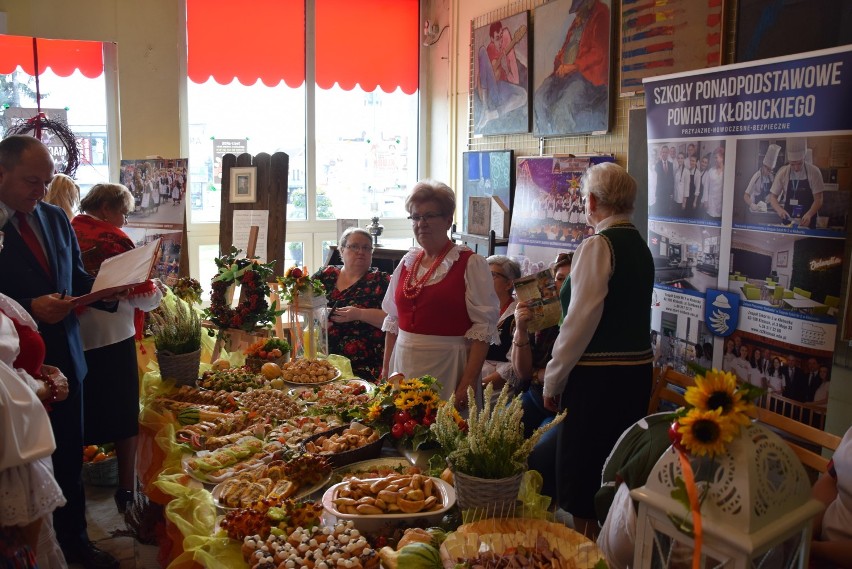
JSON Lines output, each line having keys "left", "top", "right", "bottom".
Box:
{"left": 177, "top": 407, "right": 200, "bottom": 425}
{"left": 397, "top": 542, "right": 442, "bottom": 569}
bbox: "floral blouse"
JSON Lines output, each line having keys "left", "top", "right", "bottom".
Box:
{"left": 313, "top": 266, "right": 390, "bottom": 381}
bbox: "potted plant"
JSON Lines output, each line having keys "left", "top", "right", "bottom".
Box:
{"left": 432, "top": 383, "right": 565, "bottom": 512}
{"left": 150, "top": 290, "right": 203, "bottom": 385}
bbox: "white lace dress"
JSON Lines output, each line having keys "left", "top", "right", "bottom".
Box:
{"left": 382, "top": 245, "right": 499, "bottom": 401}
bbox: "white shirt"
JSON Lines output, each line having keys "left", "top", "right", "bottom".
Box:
{"left": 541, "top": 214, "right": 630, "bottom": 399}
{"left": 769, "top": 162, "right": 824, "bottom": 202}
{"left": 77, "top": 286, "right": 162, "bottom": 350}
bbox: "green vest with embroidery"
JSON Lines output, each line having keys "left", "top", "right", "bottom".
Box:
{"left": 560, "top": 221, "right": 654, "bottom": 365}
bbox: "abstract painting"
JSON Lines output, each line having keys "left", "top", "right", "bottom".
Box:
{"left": 620, "top": 0, "right": 724, "bottom": 96}
{"left": 532, "top": 0, "right": 612, "bottom": 136}
{"left": 472, "top": 11, "right": 530, "bottom": 136}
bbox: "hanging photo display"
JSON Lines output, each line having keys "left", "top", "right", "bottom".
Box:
{"left": 645, "top": 45, "right": 852, "bottom": 430}
{"left": 507, "top": 155, "right": 612, "bottom": 275}
{"left": 120, "top": 158, "right": 189, "bottom": 285}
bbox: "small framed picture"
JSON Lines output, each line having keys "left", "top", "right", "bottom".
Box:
{"left": 229, "top": 167, "right": 257, "bottom": 203}
{"left": 777, "top": 250, "right": 789, "bottom": 268}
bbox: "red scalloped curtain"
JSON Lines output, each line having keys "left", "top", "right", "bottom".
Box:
{"left": 187, "top": 0, "right": 418, "bottom": 94}
{"left": 0, "top": 35, "right": 103, "bottom": 78}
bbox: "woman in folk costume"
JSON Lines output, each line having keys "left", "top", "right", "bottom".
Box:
{"left": 381, "top": 181, "right": 499, "bottom": 408}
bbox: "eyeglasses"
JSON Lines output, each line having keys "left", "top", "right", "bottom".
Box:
{"left": 344, "top": 244, "right": 373, "bottom": 253}
{"left": 407, "top": 212, "right": 444, "bottom": 224}
{"left": 491, "top": 271, "right": 508, "bottom": 280}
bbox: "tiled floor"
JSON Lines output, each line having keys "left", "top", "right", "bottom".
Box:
{"left": 68, "top": 484, "right": 158, "bottom": 569}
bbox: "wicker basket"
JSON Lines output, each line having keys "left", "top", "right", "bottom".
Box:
{"left": 301, "top": 424, "right": 385, "bottom": 468}
{"left": 82, "top": 457, "right": 119, "bottom": 487}
{"left": 157, "top": 348, "right": 201, "bottom": 386}
{"left": 450, "top": 467, "right": 523, "bottom": 513}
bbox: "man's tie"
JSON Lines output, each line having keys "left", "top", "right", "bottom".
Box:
{"left": 16, "top": 211, "right": 51, "bottom": 277}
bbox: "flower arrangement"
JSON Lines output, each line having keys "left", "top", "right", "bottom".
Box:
{"left": 666, "top": 369, "right": 761, "bottom": 568}
{"left": 433, "top": 383, "right": 565, "bottom": 480}
{"left": 362, "top": 375, "right": 449, "bottom": 451}
{"left": 245, "top": 337, "right": 291, "bottom": 360}
{"left": 171, "top": 277, "right": 203, "bottom": 305}
{"left": 202, "top": 247, "right": 280, "bottom": 337}
{"left": 278, "top": 265, "right": 325, "bottom": 303}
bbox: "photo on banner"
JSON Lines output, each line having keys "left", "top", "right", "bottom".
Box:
{"left": 121, "top": 157, "right": 189, "bottom": 283}
{"left": 507, "top": 155, "right": 604, "bottom": 275}
{"left": 644, "top": 45, "right": 852, "bottom": 430}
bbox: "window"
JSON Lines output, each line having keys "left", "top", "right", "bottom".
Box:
{"left": 185, "top": 0, "right": 420, "bottom": 271}
{"left": 0, "top": 36, "right": 111, "bottom": 196}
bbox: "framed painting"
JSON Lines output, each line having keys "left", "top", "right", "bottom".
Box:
{"left": 620, "top": 0, "right": 725, "bottom": 96}
{"left": 229, "top": 166, "right": 257, "bottom": 203}
{"left": 777, "top": 250, "right": 788, "bottom": 268}
{"left": 472, "top": 11, "right": 530, "bottom": 136}
{"left": 532, "top": 0, "right": 612, "bottom": 137}
{"left": 461, "top": 150, "right": 514, "bottom": 232}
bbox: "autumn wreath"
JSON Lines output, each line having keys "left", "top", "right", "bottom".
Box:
{"left": 202, "top": 247, "right": 280, "bottom": 337}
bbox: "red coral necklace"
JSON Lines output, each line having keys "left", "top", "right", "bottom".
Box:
{"left": 403, "top": 241, "right": 454, "bottom": 299}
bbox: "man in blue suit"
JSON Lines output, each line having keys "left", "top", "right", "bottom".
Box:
{"left": 0, "top": 135, "right": 119, "bottom": 569}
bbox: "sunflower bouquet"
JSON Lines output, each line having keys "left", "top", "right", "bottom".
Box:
{"left": 361, "top": 375, "right": 447, "bottom": 451}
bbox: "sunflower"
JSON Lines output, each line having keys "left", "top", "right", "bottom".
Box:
{"left": 365, "top": 402, "right": 382, "bottom": 423}
{"left": 399, "top": 377, "right": 426, "bottom": 391}
{"left": 394, "top": 391, "right": 418, "bottom": 410}
{"left": 419, "top": 390, "right": 439, "bottom": 408}
{"left": 685, "top": 369, "right": 752, "bottom": 426}
{"left": 677, "top": 407, "right": 740, "bottom": 457}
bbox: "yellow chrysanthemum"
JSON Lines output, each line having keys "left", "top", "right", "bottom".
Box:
{"left": 685, "top": 369, "right": 752, "bottom": 426}
{"left": 677, "top": 407, "right": 740, "bottom": 457}
{"left": 400, "top": 378, "right": 426, "bottom": 391}
{"left": 394, "top": 392, "right": 418, "bottom": 410}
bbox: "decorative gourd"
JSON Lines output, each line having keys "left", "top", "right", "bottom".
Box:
{"left": 177, "top": 407, "right": 201, "bottom": 425}
{"left": 396, "top": 542, "right": 442, "bottom": 569}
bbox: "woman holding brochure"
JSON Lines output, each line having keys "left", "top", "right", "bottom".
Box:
{"left": 72, "top": 183, "right": 163, "bottom": 513}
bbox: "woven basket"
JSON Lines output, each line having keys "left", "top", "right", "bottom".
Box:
{"left": 451, "top": 467, "right": 523, "bottom": 513}
{"left": 82, "top": 457, "right": 119, "bottom": 487}
{"left": 157, "top": 348, "right": 201, "bottom": 386}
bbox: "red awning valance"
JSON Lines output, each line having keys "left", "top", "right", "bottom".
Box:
{"left": 187, "top": 0, "right": 418, "bottom": 94}
{"left": 187, "top": 0, "right": 305, "bottom": 88}
{"left": 0, "top": 35, "right": 103, "bottom": 78}
{"left": 316, "top": 0, "right": 419, "bottom": 94}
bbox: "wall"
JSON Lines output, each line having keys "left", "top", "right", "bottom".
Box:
{"left": 0, "top": 0, "right": 182, "bottom": 158}
{"left": 427, "top": 0, "right": 851, "bottom": 436}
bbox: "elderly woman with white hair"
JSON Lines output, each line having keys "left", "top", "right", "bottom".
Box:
{"left": 540, "top": 162, "right": 654, "bottom": 536}
{"left": 381, "top": 180, "right": 499, "bottom": 407}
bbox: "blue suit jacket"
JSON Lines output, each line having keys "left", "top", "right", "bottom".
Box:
{"left": 0, "top": 202, "right": 95, "bottom": 385}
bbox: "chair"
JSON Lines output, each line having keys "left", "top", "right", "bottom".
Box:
{"left": 648, "top": 365, "right": 693, "bottom": 414}
{"left": 824, "top": 294, "right": 840, "bottom": 316}
{"left": 783, "top": 289, "right": 795, "bottom": 299}
{"left": 811, "top": 305, "right": 830, "bottom": 316}
{"left": 650, "top": 367, "right": 841, "bottom": 475}
{"left": 772, "top": 286, "right": 784, "bottom": 305}
{"left": 743, "top": 287, "right": 761, "bottom": 301}
{"left": 749, "top": 400, "right": 840, "bottom": 474}
{"left": 793, "top": 287, "right": 812, "bottom": 299}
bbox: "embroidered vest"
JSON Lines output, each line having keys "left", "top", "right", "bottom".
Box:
{"left": 396, "top": 249, "right": 473, "bottom": 336}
